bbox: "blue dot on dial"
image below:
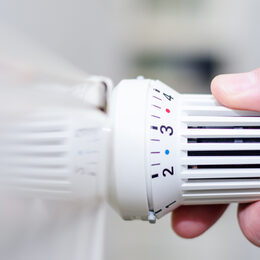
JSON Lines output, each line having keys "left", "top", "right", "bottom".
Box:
{"left": 165, "top": 149, "right": 170, "bottom": 155}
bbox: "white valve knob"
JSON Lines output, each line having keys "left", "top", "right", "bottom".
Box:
{"left": 110, "top": 79, "right": 260, "bottom": 223}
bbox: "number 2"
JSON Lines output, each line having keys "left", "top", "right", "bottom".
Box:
{"left": 162, "top": 167, "right": 174, "bottom": 177}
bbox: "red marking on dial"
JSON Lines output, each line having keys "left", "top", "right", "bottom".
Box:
{"left": 166, "top": 108, "right": 170, "bottom": 113}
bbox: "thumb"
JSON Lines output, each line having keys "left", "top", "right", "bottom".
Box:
{"left": 211, "top": 70, "right": 260, "bottom": 247}
{"left": 211, "top": 68, "right": 260, "bottom": 111}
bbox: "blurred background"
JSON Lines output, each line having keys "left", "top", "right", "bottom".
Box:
{"left": 0, "top": 0, "right": 260, "bottom": 259}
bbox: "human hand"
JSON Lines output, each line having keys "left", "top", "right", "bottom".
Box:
{"left": 171, "top": 69, "right": 260, "bottom": 247}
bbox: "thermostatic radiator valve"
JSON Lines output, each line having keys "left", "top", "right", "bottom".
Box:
{"left": 110, "top": 79, "right": 260, "bottom": 223}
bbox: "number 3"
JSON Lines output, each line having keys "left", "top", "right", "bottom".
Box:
{"left": 160, "top": 125, "right": 173, "bottom": 136}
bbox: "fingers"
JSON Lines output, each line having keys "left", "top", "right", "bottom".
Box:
{"left": 211, "top": 68, "right": 260, "bottom": 111}
{"left": 211, "top": 69, "right": 260, "bottom": 246}
{"left": 171, "top": 205, "right": 228, "bottom": 238}
{"left": 238, "top": 202, "right": 260, "bottom": 247}
{"left": 173, "top": 69, "right": 260, "bottom": 241}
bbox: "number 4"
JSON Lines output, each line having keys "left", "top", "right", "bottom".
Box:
{"left": 163, "top": 93, "right": 173, "bottom": 101}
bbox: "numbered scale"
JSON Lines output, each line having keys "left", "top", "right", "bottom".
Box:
{"left": 111, "top": 78, "right": 260, "bottom": 223}
{"left": 111, "top": 79, "right": 183, "bottom": 222}
{"left": 147, "top": 82, "right": 182, "bottom": 219}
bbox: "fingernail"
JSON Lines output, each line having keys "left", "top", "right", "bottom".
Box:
{"left": 213, "top": 71, "right": 258, "bottom": 94}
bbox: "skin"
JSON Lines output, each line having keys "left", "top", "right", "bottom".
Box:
{"left": 171, "top": 68, "right": 260, "bottom": 247}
